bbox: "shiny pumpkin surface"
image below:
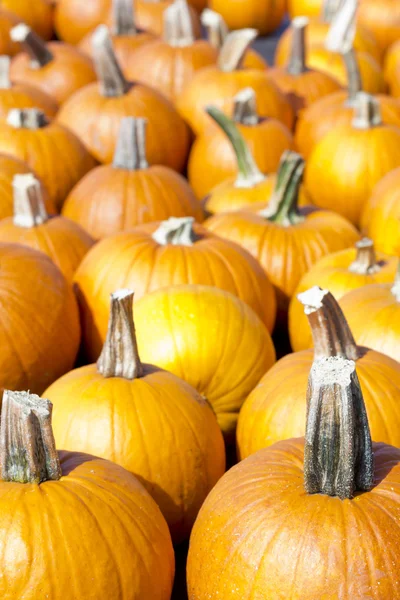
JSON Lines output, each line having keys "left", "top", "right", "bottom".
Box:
{"left": 0, "top": 243, "right": 80, "bottom": 393}
{"left": 45, "top": 364, "right": 225, "bottom": 543}
{"left": 136, "top": 0, "right": 201, "bottom": 37}
{"left": 358, "top": 0, "right": 400, "bottom": 53}
{"left": 1, "top": 0, "right": 54, "bottom": 40}
{"left": 287, "top": 0, "right": 322, "bottom": 18}
{"left": 55, "top": 0, "right": 110, "bottom": 44}
{"left": 0, "top": 83, "right": 58, "bottom": 123}
{"left": 209, "top": 0, "right": 286, "bottom": 35}
{"left": 0, "top": 9, "right": 21, "bottom": 57}
{"left": 134, "top": 285, "right": 276, "bottom": 439}
{"left": 0, "top": 450, "right": 175, "bottom": 599}
{"left": 188, "top": 438, "right": 400, "bottom": 599}
{"left": 79, "top": 30, "right": 154, "bottom": 70}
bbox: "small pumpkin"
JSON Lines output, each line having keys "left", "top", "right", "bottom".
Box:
{"left": 305, "top": 92, "right": 400, "bottom": 227}
{"left": 0, "top": 109, "right": 95, "bottom": 212}
{"left": 188, "top": 88, "right": 294, "bottom": 199}
{"left": 289, "top": 238, "right": 398, "bottom": 352}
{"left": 358, "top": 0, "right": 400, "bottom": 54}
{"left": 45, "top": 289, "right": 226, "bottom": 543}
{"left": 63, "top": 118, "right": 203, "bottom": 240}
{"left": 54, "top": 0, "right": 110, "bottom": 44}
{"left": 1, "top": 0, "right": 54, "bottom": 40}
{"left": 209, "top": 0, "right": 286, "bottom": 35}
{"left": 0, "top": 389, "right": 175, "bottom": 600}
{"left": 57, "top": 26, "right": 191, "bottom": 171}
{"left": 0, "top": 8, "right": 21, "bottom": 57}
{"left": 135, "top": 0, "right": 201, "bottom": 37}
{"left": 74, "top": 216, "right": 277, "bottom": 360}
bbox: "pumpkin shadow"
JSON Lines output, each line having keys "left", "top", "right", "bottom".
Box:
{"left": 72, "top": 281, "right": 103, "bottom": 367}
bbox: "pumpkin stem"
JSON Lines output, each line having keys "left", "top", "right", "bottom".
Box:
{"left": 0, "top": 56, "right": 12, "bottom": 89}
{"left": 391, "top": 262, "right": 400, "bottom": 302}
{"left": 325, "top": 0, "right": 357, "bottom": 55}
{"left": 10, "top": 24, "right": 54, "bottom": 68}
{"left": 343, "top": 49, "right": 362, "bottom": 106}
{"left": 7, "top": 108, "right": 48, "bottom": 130}
{"left": 97, "top": 289, "right": 144, "bottom": 380}
{"left": 233, "top": 88, "right": 259, "bottom": 125}
{"left": 297, "top": 286, "right": 359, "bottom": 361}
{"left": 112, "top": 0, "right": 137, "bottom": 36}
{"left": 348, "top": 238, "right": 380, "bottom": 274}
{"left": 0, "top": 390, "right": 62, "bottom": 484}
{"left": 287, "top": 17, "right": 308, "bottom": 75}
{"left": 352, "top": 92, "right": 382, "bottom": 129}
{"left": 113, "top": 117, "right": 148, "bottom": 170}
{"left": 164, "top": 0, "right": 195, "bottom": 47}
{"left": 13, "top": 174, "right": 49, "bottom": 227}
{"left": 92, "top": 25, "right": 131, "bottom": 97}
{"left": 201, "top": 8, "right": 228, "bottom": 49}
{"left": 218, "top": 28, "right": 258, "bottom": 72}
{"left": 152, "top": 216, "right": 198, "bottom": 246}
{"left": 258, "top": 151, "right": 305, "bottom": 225}
{"left": 304, "top": 357, "right": 374, "bottom": 500}
{"left": 206, "top": 105, "right": 264, "bottom": 188}
{"left": 321, "top": 0, "right": 344, "bottom": 23}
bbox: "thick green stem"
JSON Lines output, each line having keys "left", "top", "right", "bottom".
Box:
{"left": 113, "top": 117, "right": 149, "bottom": 170}
{"left": 287, "top": 17, "right": 308, "bottom": 75}
{"left": 201, "top": 8, "right": 228, "bottom": 49}
{"left": 352, "top": 92, "right": 382, "bottom": 129}
{"left": 233, "top": 88, "right": 259, "bottom": 126}
{"left": 164, "top": 0, "right": 195, "bottom": 47}
{"left": 152, "top": 216, "right": 198, "bottom": 246}
{"left": 11, "top": 24, "right": 53, "bottom": 68}
{"left": 112, "top": 0, "right": 137, "bottom": 36}
{"left": 92, "top": 25, "right": 131, "bottom": 97}
{"left": 218, "top": 29, "right": 258, "bottom": 72}
{"left": 348, "top": 238, "right": 380, "bottom": 274}
{"left": 13, "top": 174, "right": 49, "bottom": 227}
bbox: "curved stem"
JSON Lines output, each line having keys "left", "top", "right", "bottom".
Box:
{"left": 233, "top": 88, "right": 259, "bottom": 126}
{"left": 0, "top": 56, "right": 11, "bottom": 89}
{"left": 218, "top": 29, "right": 258, "bottom": 72}
{"left": 113, "top": 118, "right": 148, "bottom": 170}
{"left": 343, "top": 49, "right": 362, "bottom": 106}
{"left": 10, "top": 24, "right": 53, "bottom": 68}
{"left": 92, "top": 25, "right": 131, "bottom": 97}
{"left": 7, "top": 109, "right": 48, "bottom": 130}
{"left": 152, "top": 217, "right": 198, "bottom": 246}
{"left": 287, "top": 17, "right": 308, "bottom": 75}
{"left": 325, "top": 0, "right": 357, "bottom": 54}
{"left": 304, "top": 357, "right": 374, "bottom": 499}
{"left": 201, "top": 8, "right": 228, "bottom": 49}
{"left": 352, "top": 92, "right": 382, "bottom": 129}
{"left": 0, "top": 390, "right": 61, "bottom": 484}
{"left": 392, "top": 262, "right": 400, "bottom": 302}
{"left": 97, "top": 289, "right": 144, "bottom": 380}
{"left": 297, "top": 286, "right": 359, "bottom": 361}
{"left": 164, "top": 0, "right": 194, "bottom": 47}
{"left": 349, "top": 238, "right": 380, "bottom": 274}
{"left": 206, "top": 106, "right": 264, "bottom": 188}
{"left": 112, "top": 0, "right": 137, "bottom": 36}
{"left": 13, "top": 174, "right": 49, "bottom": 227}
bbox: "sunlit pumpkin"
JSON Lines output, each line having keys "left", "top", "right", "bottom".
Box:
{"left": 1, "top": 0, "right": 54, "bottom": 40}
{"left": 358, "top": 0, "right": 400, "bottom": 54}
{"left": 287, "top": 0, "right": 323, "bottom": 18}
{"left": 383, "top": 39, "right": 400, "bottom": 94}
{"left": 209, "top": 0, "right": 286, "bottom": 35}
{"left": 0, "top": 8, "right": 21, "bottom": 57}
{"left": 54, "top": 0, "right": 110, "bottom": 44}
{"left": 136, "top": 0, "right": 201, "bottom": 37}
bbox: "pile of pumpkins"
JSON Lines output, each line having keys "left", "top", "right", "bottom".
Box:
{"left": 0, "top": 0, "right": 400, "bottom": 598}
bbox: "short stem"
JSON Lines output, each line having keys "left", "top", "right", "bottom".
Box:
{"left": 352, "top": 92, "right": 382, "bottom": 129}
{"left": 0, "top": 391, "right": 62, "bottom": 484}
{"left": 97, "top": 289, "right": 144, "bottom": 380}
{"left": 201, "top": 9, "right": 228, "bottom": 50}
{"left": 233, "top": 88, "right": 259, "bottom": 126}
{"left": 0, "top": 56, "right": 11, "bottom": 89}
{"left": 287, "top": 17, "right": 308, "bottom": 75}
{"left": 304, "top": 357, "right": 374, "bottom": 500}
{"left": 92, "top": 25, "right": 131, "bottom": 97}
{"left": 325, "top": 0, "right": 357, "bottom": 54}
{"left": 112, "top": 0, "right": 137, "bottom": 36}
{"left": 218, "top": 29, "right": 258, "bottom": 72}
{"left": 392, "top": 263, "right": 400, "bottom": 302}
{"left": 349, "top": 238, "right": 380, "bottom": 274}
{"left": 113, "top": 117, "right": 148, "bottom": 170}
{"left": 343, "top": 49, "right": 362, "bottom": 106}
{"left": 297, "top": 286, "right": 359, "bottom": 361}
{"left": 164, "top": 0, "right": 195, "bottom": 47}
{"left": 321, "top": 0, "right": 343, "bottom": 23}
{"left": 152, "top": 217, "right": 198, "bottom": 246}
{"left": 13, "top": 174, "right": 49, "bottom": 227}
{"left": 206, "top": 106, "right": 264, "bottom": 188}
{"left": 7, "top": 109, "right": 48, "bottom": 130}
{"left": 11, "top": 24, "right": 54, "bottom": 68}
{"left": 258, "top": 151, "right": 305, "bottom": 225}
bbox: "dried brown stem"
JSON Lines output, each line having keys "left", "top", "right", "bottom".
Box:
{"left": 112, "top": 0, "right": 137, "bottom": 36}
{"left": 352, "top": 92, "right": 382, "bottom": 129}
{"left": 164, "top": 0, "right": 195, "bottom": 46}
{"left": 11, "top": 24, "right": 53, "bottom": 67}
{"left": 152, "top": 216, "right": 198, "bottom": 246}
{"left": 218, "top": 28, "right": 258, "bottom": 72}
{"left": 287, "top": 17, "right": 308, "bottom": 75}
{"left": 349, "top": 238, "right": 380, "bottom": 274}
{"left": 113, "top": 117, "right": 148, "bottom": 170}
{"left": 201, "top": 9, "right": 228, "bottom": 49}
{"left": 13, "top": 174, "right": 49, "bottom": 227}
{"left": 92, "top": 25, "right": 131, "bottom": 97}
{"left": 0, "top": 56, "right": 11, "bottom": 89}
{"left": 7, "top": 109, "right": 48, "bottom": 130}
{"left": 233, "top": 88, "right": 259, "bottom": 125}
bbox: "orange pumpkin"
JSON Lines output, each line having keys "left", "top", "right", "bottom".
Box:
{"left": 1, "top": 0, "right": 54, "bottom": 40}
{"left": 383, "top": 39, "right": 400, "bottom": 93}
{"left": 177, "top": 29, "right": 294, "bottom": 135}
{"left": 57, "top": 26, "right": 191, "bottom": 171}
{"left": 305, "top": 92, "right": 400, "bottom": 227}
{"left": 136, "top": 0, "right": 201, "bottom": 37}
{"left": 134, "top": 284, "right": 276, "bottom": 440}
{"left": 45, "top": 289, "right": 226, "bottom": 543}
{"left": 54, "top": 0, "right": 110, "bottom": 44}
{"left": 0, "top": 243, "right": 80, "bottom": 394}
{"left": 0, "top": 109, "right": 96, "bottom": 212}
{"left": 0, "top": 8, "right": 21, "bottom": 57}
{"left": 209, "top": 0, "right": 286, "bottom": 35}
{"left": 358, "top": 0, "right": 400, "bottom": 54}
{"left": 289, "top": 239, "right": 398, "bottom": 352}
{"left": 62, "top": 118, "right": 203, "bottom": 240}
{"left": 238, "top": 287, "right": 400, "bottom": 459}
{"left": 74, "top": 216, "right": 277, "bottom": 360}
{"left": 188, "top": 88, "right": 293, "bottom": 199}
{"left": 0, "top": 389, "right": 175, "bottom": 600}
{"left": 287, "top": 0, "right": 323, "bottom": 18}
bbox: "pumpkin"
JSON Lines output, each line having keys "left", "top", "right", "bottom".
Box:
{"left": 1, "top": 0, "right": 54, "bottom": 40}
{"left": 188, "top": 355, "right": 400, "bottom": 599}
{"left": 57, "top": 26, "right": 191, "bottom": 171}
{"left": 188, "top": 88, "right": 293, "bottom": 199}
{"left": 62, "top": 118, "right": 203, "bottom": 240}
{"left": 54, "top": 0, "right": 110, "bottom": 44}
{"left": 134, "top": 284, "right": 276, "bottom": 440}
{"left": 124, "top": 0, "right": 218, "bottom": 103}
{"left": 177, "top": 29, "right": 294, "bottom": 135}
{"left": 0, "top": 389, "right": 175, "bottom": 600}
{"left": 0, "top": 243, "right": 80, "bottom": 394}
{"left": 383, "top": 39, "right": 400, "bottom": 94}
{"left": 136, "top": 0, "right": 201, "bottom": 37}
{"left": 361, "top": 167, "right": 400, "bottom": 256}
{"left": 0, "top": 8, "right": 21, "bottom": 57}
{"left": 0, "top": 109, "right": 95, "bottom": 212}
{"left": 205, "top": 139, "right": 359, "bottom": 313}
{"left": 0, "top": 174, "right": 94, "bottom": 283}
{"left": 288, "top": 239, "right": 398, "bottom": 352}
{"left": 209, "top": 0, "right": 285, "bottom": 35}
{"left": 287, "top": 0, "right": 323, "bottom": 18}
{"left": 74, "top": 216, "right": 277, "bottom": 360}
{"left": 45, "top": 289, "right": 226, "bottom": 543}
{"left": 358, "top": 0, "right": 400, "bottom": 54}
{"left": 339, "top": 265, "right": 400, "bottom": 363}
{"left": 305, "top": 92, "right": 400, "bottom": 227}
{"left": 237, "top": 287, "right": 400, "bottom": 458}
{"left": 10, "top": 24, "right": 97, "bottom": 106}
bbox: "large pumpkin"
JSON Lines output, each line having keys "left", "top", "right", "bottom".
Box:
{"left": 188, "top": 355, "right": 400, "bottom": 599}
{"left": 1, "top": 0, "right": 54, "bottom": 40}
{"left": 74, "top": 217, "right": 277, "bottom": 360}
{"left": 209, "top": 0, "right": 285, "bottom": 35}
{"left": 45, "top": 289, "right": 226, "bottom": 544}
{"left": 62, "top": 118, "right": 203, "bottom": 240}
{"left": 358, "top": 0, "right": 400, "bottom": 54}
{"left": 238, "top": 287, "right": 400, "bottom": 459}
{"left": 135, "top": 0, "right": 201, "bottom": 37}
{"left": 0, "top": 243, "right": 80, "bottom": 394}
{"left": 287, "top": 0, "right": 323, "bottom": 18}
{"left": 54, "top": 0, "right": 110, "bottom": 44}
{"left": 57, "top": 26, "right": 190, "bottom": 171}
{"left": 0, "top": 389, "right": 175, "bottom": 600}
{"left": 0, "top": 8, "right": 21, "bottom": 57}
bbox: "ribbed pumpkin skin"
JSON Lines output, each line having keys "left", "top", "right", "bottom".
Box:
{"left": 384, "top": 40, "right": 400, "bottom": 93}
{"left": 188, "top": 118, "right": 293, "bottom": 199}
{"left": 62, "top": 164, "right": 203, "bottom": 240}
{"left": 0, "top": 84, "right": 58, "bottom": 123}
{"left": 358, "top": 0, "right": 400, "bottom": 53}
{"left": 0, "top": 450, "right": 175, "bottom": 600}
{"left": 1, "top": 0, "right": 53, "bottom": 40}
{"left": 305, "top": 123, "right": 400, "bottom": 227}
{"left": 45, "top": 365, "right": 225, "bottom": 544}
{"left": 187, "top": 438, "right": 400, "bottom": 600}
{"left": 74, "top": 223, "right": 277, "bottom": 360}
{"left": 288, "top": 248, "right": 398, "bottom": 352}
{"left": 55, "top": 0, "right": 110, "bottom": 44}
{"left": 209, "top": 0, "right": 286, "bottom": 35}
{"left": 134, "top": 285, "right": 276, "bottom": 439}
{"left": 0, "top": 9, "right": 21, "bottom": 56}
{"left": 237, "top": 348, "right": 400, "bottom": 459}
{"left": 0, "top": 243, "right": 80, "bottom": 394}
{"left": 135, "top": 0, "right": 201, "bottom": 37}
